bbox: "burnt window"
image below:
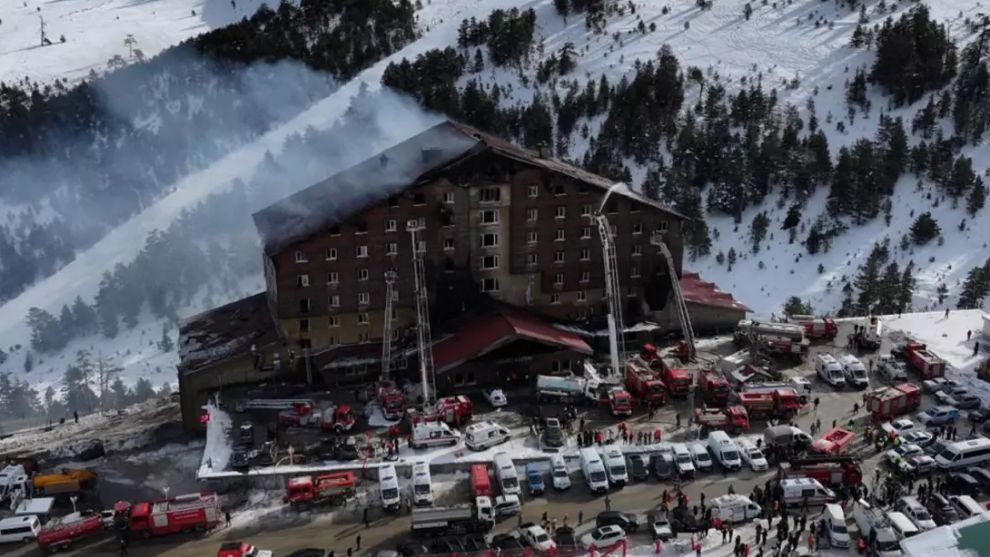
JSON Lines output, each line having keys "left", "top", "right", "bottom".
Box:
{"left": 299, "top": 298, "right": 311, "bottom": 313}
{"left": 329, "top": 226, "right": 341, "bottom": 236}
{"left": 299, "top": 318, "right": 310, "bottom": 332}
{"left": 355, "top": 221, "right": 368, "bottom": 234}
{"left": 388, "top": 196, "right": 400, "bottom": 208}
{"left": 480, "top": 188, "right": 500, "bottom": 203}
{"left": 553, "top": 184, "right": 566, "bottom": 196}
{"left": 414, "top": 192, "right": 426, "bottom": 205}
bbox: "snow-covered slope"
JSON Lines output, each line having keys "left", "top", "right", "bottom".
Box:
{"left": 2, "top": 0, "right": 988, "bottom": 392}
{"left": 0, "top": 0, "right": 270, "bottom": 86}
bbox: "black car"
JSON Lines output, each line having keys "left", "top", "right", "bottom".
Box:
{"left": 286, "top": 550, "right": 329, "bottom": 557}
{"left": 669, "top": 507, "right": 700, "bottom": 533}
{"left": 926, "top": 494, "right": 961, "bottom": 526}
{"left": 555, "top": 526, "right": 577, "bottom": 547}
{"left": 397, "top": 542, "right": 430, "bottom": 557}
{"left": 948, "top": 472, "right": 983, "bottom": 494}
{"left": 969, "top": 407, "right": 990, "bottom": 424}
{"left": 429, "top": 539, "right": 464, "bottom": 554}
{"left": 596, "top": 511, "right": 640, "bottom": 532}
{"left": 461, "top": 536, "right": 488, "bottom": 552}
{"left": 491, "top": 534, "right": 524, "bottom": 550}
{"left": 627, "top": 455, "right": 650, "bottom": 481}
{"left": 966, "top": 467, "right": 990, "bottom": 491}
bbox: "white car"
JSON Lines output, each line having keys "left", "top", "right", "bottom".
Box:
{"left": 900, "top": 430, "right": 935, "bottom": 448}
{"left": 898, "top": 454, "right": 935, "bottom": 475}
{"left": 484, "top": 389, "right": 508, "bottom": 408}
{"left": 737, "top": 439, "right": 768, "bottom": 471}
{"left": 885, "top": 443, "right": 924, "bottom": 466}
{"left": 520, "top": 525, "right": 556, "bottom": 552}
{"left": 880, "top": 419, "right": 919, "bottom": 438}
{"left": 550, "top": 457, "right": 571, "bottom": 490}
{"left": 580, "top": 525, "right": 626, "bottom": 549}
{"left": 922, "top": 378, "right": 947, "bottom": 393}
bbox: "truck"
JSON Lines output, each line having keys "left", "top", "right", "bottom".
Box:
{"left": 854, "top": 317, "right": 883, "bottom": 350}
{"left": 738, "top": 388, "right": 802, "bottom": 419}
{"left": 410, "top": 498, "right": 494, "bottom": 536}
{"left": 809, "top": 427, "right": 856, "bottom": 455}
{"left": 536, "top": 375, "right": 599, "bottom": 403}
{"left": 235, "top": 398, "right": 316, "bottom": 413}
{"left": 377, "top": 381, "right": 405, "bottom": 420}
{"left": 119, "top": 492, "right": 223, "bottom": 538}
{"left": 764, "top": 425, "right": 813, "bottom": 459}
{"left": 866, "top": 383, "right": 922, "bottom": 422}
{"left": 699, "top": 370, "right": 732, "bottom": 407}
{"left": 218, "top": 542, "right": 274, "bottom": 557}
{"left": 470, "top": 464, "right": 492, "bottom": 498}
{"left": 284, "top": 472, "right": 355, "bottom": 507}
{"left": 278, "top": 404, "right": 356, "bottom": 433}
{"left": 851, "top": 499, "right": 902, "bottom": 557}
{"left": 35, "top": 511, "right": 103, "bottom": 552}
{"left": 695, "top": 406, "right": 750, "bottom": 434}
{"left": 32, "top": 468, "right": 97, "bottom": 496}
{"left": 904, "top": 341, "right": 946, "bottom": 379}
{"left": 734, "top": 320, "right": 809, "bottom": 356}
{"left": 624, "top": 356, "right": 666, "bottom": 407}
{"left": 607, "top": 388, "right": 634, "bottom": 417}
{"left": 741, "top": 378, "right": 812, "bottom": 403}
{"left": 780, "top": 455, "right": 863, "bottom": 488}
{"left": 786, "top": 315, "right": 838, "bottom": 340}
{"left": 660, "top": 359, "right": 691, "bottom": 397}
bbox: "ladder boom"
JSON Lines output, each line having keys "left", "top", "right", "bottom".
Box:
{"left": 381, "top": 271, "right": 397, "bottom": 380}
{"left": 594, "top": 214, "right": 625, "bottom": 375}
{"left": 651, "top": 233, "right": 696, "bottom": 362}
{"left": 408, "top": 222, "right": 436, "bottom": 407}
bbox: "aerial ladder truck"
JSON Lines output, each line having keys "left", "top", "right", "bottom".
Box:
{"left": 376, "top": 271, "right": 405, "bottom": 420}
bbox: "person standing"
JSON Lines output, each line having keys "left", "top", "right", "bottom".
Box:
{"left": 356, "top": 535, "right": 361, "bottom": 550}
{"left": 225, "top": 511, "right": 231, "bottom": 527}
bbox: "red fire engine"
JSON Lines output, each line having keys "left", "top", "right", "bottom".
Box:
{"left": 737, "top": 388, "right": 802, "bottom": 419}
{"left": 36, "top": 511, "right": 103, "bottom": 552}
{"left": 661, "top": 359, "right": 691, "bottom": 397}
{"left": 284, "top": 472, "right": 356, "bottom": 507}
{"left": 121, "top": 492, "right": 223, "bottom": 538}
{"left": 699, "top": 370, "right": 732, "bottom": 406}
{"left": 779, "top": 455, "right": 863, "bottom": 487}
{"left": 624, "top": 356, "right": 666, "bottom": 407}
{"left": 377, "top": 380, "right": 405, "bottom": 420}
{"left": 695, "top": 406, "right": 750, "bottom": 434}
{"left": 787, "top": 315, "right": 838, "bottom": 340}
{"left": 866, "top": 383, "right": 921, "bottom": 422}
{"left": 904, "top": 342, "right": 946, "bottom": 379}
{"left": 278, "top": 404, "right": 356, "bottom": 432}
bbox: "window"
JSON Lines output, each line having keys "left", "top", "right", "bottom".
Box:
{"left": 577, "top": 291, "right": 587, "bottom": 303}
{"left": 481, "top": 255, "right": 500, "bottom": 270}
{"left": 388, "top": 196, "right": 400, "bottom": 208}
{"left": 555, "top": 229, "right": 566, "bottom": 242}
{"left": 527, "top": 231, "right": 538, "bottom": 244}
{"left": 528, "top": 185, "right": 539, "bottom": 198}
{"left": 358, "top": 268, "right": 369, "bottom": 281}
{"left": 386, "top": 242, "right": 398, "bottom": 255}
{"left": 551, "top": 360, "right": 573, "bottom": 372}
{"left": 606, "top": 200, "right": 618, "bottom": 214}
{"left": 553, "top": 184, "right": 566, "bottom": 196}
{"left": 481, "top": 209, "right": 499, "bottom": 225}
{"left": 443, "top": 238, "right": 455, "bottom": 251}
{"left": 658, "top": 220, "right": 669, "bottom": 232}
{"left": 357, "top": 312, "right": 369, "bottom": 325}
{"left": 414, "top": 193, "right": 426, "bottom": 205}
{"left": 329, "top": 226, "right": 341, "bottom": 236}
{"left": 355, "top": 221, "right": 367, "bottom": 235}
{"left": 527, "top": 254, "right": 538, "bottom": 266}
{"left": 327, "top": 272, "right": 338, "bottom": 284}
{"left": 328, "top": 316, "right": 340, "bottom": 328}
{"left": 356, "top": 245, "right": 368, "bottom": 258}
{"left": 580, "top": 271, "right": 590, "bottom": 283}
{"left": 329, "top": 335, "right": 339, "bottom": 346}
{"left": 555, "top": 206, "right": 567, "bottom": 219}
{"left": 581, "top": 227, "right": 592, "bottom": 239}
{"left": 551, "top": 293, "right": 561, "bottom": 304}
{"left": 297, "top": 274, "right": 310, "bottom": 287}
{"left": 481, "top": 233, "right": 499, "bottom": 247}
{"left": 581, "top": 204, "right": 592, "bottom": 216}
{"left": 631, "top": 265, "right": 641, "bottom": 277}
{"left": 554, "top": 251, "right": 565, "bottom": 263}
{"left": 554, "top": 273, "right": 564, "bottom": 286}
{"left": 385, "top": 219, "right": 397, "bottom": 232}
{"left": 299, "top": 318, "right": 310, "bottom": 332}
{"left": 633, "top": 223, "right": 643, "bottom": 235}
{"left": 480, "top": 188, "right": 500, "bottom": 203}
{"left": 358, "top": 292, "right": 370, "bottom": 305}
{"left": 443, "top": 191, "right": 455, "bottom": 205}
{"left": 416, "top": 240, "right": 426, "bottom": 253}
{"left": 527, "top": 208, "right": 538, "bottom": 222}
{"left": 632, "top": 245, "right": 642, "bottom": 257}
{"left": 329, "top": 295, "right": 339, "bottom": 308}
{"left": 295, "top": 250, "right": 307, "bottom": 263}
{"left": 580, "top": 248, "right": 591, "bottom": 261}
{"left": 326, "top": 248, "right": 337, "bottom": 261}
{"left": 481, "top": 278, "right": 500, "bottom": 292}
{"left": 299, "top": 298, "right": 310, "bottom": 313}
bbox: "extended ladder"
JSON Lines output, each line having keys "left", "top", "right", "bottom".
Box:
{"left": 650, "top": 232, "right": 696, "bottom": 361}
{"left": 594, "top": 214, "right": 626, "bottom": 375}
{"left": 407, "top": 221, "right": 436, "bottom": 407}
{"left": 381, "top": 270, "right": 397, "bottom": 379}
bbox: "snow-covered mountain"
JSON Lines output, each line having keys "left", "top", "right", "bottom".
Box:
{"left": 1, "top": 0, "right": 988, "bottom": 395}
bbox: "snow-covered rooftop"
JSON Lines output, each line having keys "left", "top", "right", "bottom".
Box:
{"left": 901, "top": 511, "right": 990, "bottom": 557}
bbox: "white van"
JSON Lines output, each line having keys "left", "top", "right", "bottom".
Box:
{"left": 933, "top": 436, "right": 990, "bottom": 470}
{"left": 948, "top": 495, "right": 984, "bottom": 518}
{"left": 493, "top": 452, "right": 520, "bottom": 496}
{"left": 597, "top": 446, "right": 628, "bottom": 486}
{"left": 579, "top": 447, "right": 609, "bottom": 494}
{"left": 780, "top": 478, "right": 834, "bottom": 507}
{"left": 464, "top": 421, "right": 510, "bottom": 451}
{"left": 838, "top": 354, "right": 869, "bottom": 389}
{"left": 815, "top": 353, "right": 845, "bottom": 387}
{"left": 707, "top": 431, "right": 742, "bottom": 471}
{"left": 671, "top": 443, "right": 695, "bottom": 478}
{"left": 409, "top": 422, "right": 458, "bottom": 449}
{"left": 0, "top": 516, "right": 40, "bottom": 544}
{"left": 852, "top": 500, "right": 901, "bottom": 557}
{"left": 886, "top": 511, "right": 920, "bottom": 539}
{"left": 823, "top": 504, "right": 850, "bottom": 548}
{"left": 411, "top": 461, "right": 433, "bottom": 506}
{"left": 690, "top": 443, "right": 713, "bottom": 472}
{"left": 379, "top": 464, "right": 400, "bottom": 512}
{"left": 708, "top": 495, "right": 761, "bottom": 523}
{"left": 895, "top": 496, "right": 935, "bottom": 531}
{"left": 550, "top": 455, "right": 571, "bottom": 490}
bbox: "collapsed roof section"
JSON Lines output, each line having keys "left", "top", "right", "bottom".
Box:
{"left": 178, "top": 292, "right": 279, "bottom": 373}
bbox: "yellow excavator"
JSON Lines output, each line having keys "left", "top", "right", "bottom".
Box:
{"left": 32, "top": 468, "right": 97, "bottom": 496}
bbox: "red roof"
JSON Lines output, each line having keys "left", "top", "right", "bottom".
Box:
{"left": 679, "top": 272, "right": 750, "bottom": 312}
{"left": 432, "top": 311, "right": 593, "bottom": 373}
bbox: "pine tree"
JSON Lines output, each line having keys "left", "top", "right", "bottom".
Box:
{"left": 783, "top": 296, "right": 812, "bottom": 316}
{"left": 110, "top": 377, "right": 131, "bottom": 409}
{"left": 909, "top": 212, "right": 940, "bottom": 244}
{"left": 750, "top": 212, "right": 769, "bottom": 252}
{"left": 133, "top": 378, "right": 156, "bottom": 402}
{"left": 24, "top": 351, "right": 33, "bottom": 373}
{"left": 71, "top": 296, "right": 98, "bottom": 336}
{"left": 967, "top": 178, "right": 986, "bottom": 216}
{"left": 898, "top": 263, "right": 915, "bottom": 313}
{"left": 854, "top": 242, "right": 890, "bottom": 314}
{"left": 957, "top": 263, "right": 990, "bottom": 309}
{"left": 781, "top": 204, "right": 801, "bottom": 230}
{"left": 159, "top": 325, "right": 175, "bottom": 352}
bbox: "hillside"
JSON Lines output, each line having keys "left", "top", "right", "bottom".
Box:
{"left": 1, "top": 0, "right": 989, "bottom": 407}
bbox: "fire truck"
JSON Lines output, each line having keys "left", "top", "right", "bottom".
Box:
{"left": 737, "top": 388, "right": 802, "bottom": 419}
{"left": 810, "top": 427, "right": 856, "bottom": 455}
{"left": 624, "top": 356, "right": 666, "bottom": 407}
{"left": 277, "top": 404, "right": 356, "bottom": 432}
{"left": 903, "top": 341, "right": 946, "bottom": 379}
{"left": 408, "top": 396, "right": 473, "bottom": 427}
{"left": 695, "top": 406, "right": 750, "bottom": 434}
{"left": 786, "top": 315, "right": 838, "bottom": 340}
{"left": 866, "top": 383, "right": 922, "bottom": 422}
{"left": 284, "top": 472, "right": 356, "bottom": 507}
{"left": 778, "top": 455, "right": 863, "bottom": 488}
{"left": 661, "top": 359, "right": 691, "bottom": 397}
{"left": 735, "top": 320, "right": 809, "bottom": 356}
{"left": 118, "top": 492, "right": 223, "bottom": 538}
{"left": 607, "top": 388, "right": 634, "bottom": 417}
{"left": 36, "top": 511, "right": 103, "bottom": 552}
{"left": 377, "top": 380, "right": 406, "bottom": 420}
{"left": 699, "top": 370, "right": 732, "bottom": 406}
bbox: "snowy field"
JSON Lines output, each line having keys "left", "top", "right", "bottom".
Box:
{"left": 0, "top": 0, "right": 270, "bottom": 86}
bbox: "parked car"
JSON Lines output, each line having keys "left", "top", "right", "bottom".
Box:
{"left": 899, "top": 454, "right": 936, "bottom": 476}
{"left": 230, "top": 450, "right": 252, "bottom": 470}
{"left": 953, "top": 394, "right": 982, "bottom": 410}
{"left": 649, "top": 509, "right": 673, "bottom": 541}
{"left": 580, "top": 525, "right": 626, "bottom": 548}
{"left": 881, "top": 419, "right": 919, "bottom": 438}
{"left": 626, "top": 455, "right": 649, "bottom": 481}
{"left": 491, "top": 534, "right": 524, "bottom": 551}
{"left": 596, "top": 511, "right": 640, "bottom": 533}
{"left": 519, "top": 525, "right": 556, "bottom": 552}
{"left": 483, "top": 389, "right": 508, "bottom": 408}
{"left": 900, "top": 430, "right": 935, "bottom": 449}
{"left": 878, "top": 357, "right": 908, "bottom": 382}
{"left": 397, "top": 543, "right": 430, "bottom": 557}
{"left": 526, "top": 465, "right": 545, "bottom": 496}
{"left": 968, "top": 407, "right": 990, "bottom": 424}
{"left": 948, "top": 472, "right": 983, "bottom": 495}
{"left": 669, "top": 506, "right": 701, "bottom": 533}
{"left": 885, "top": 443, "right": 925, "bottom": 467}
{"left": 966, "top": 467, "right": 990, "bottom": 491}
{"left": 554, "top": 526, "right": 577, "bottom": 547}
{"left": 925, "top": 494, "right": 961, "bottom": 526}
{"left": 917, "top": 406, "right": 960, "bottom": 426}
{"left": 286, "top": 550, "right": 331, "bottom": 557}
